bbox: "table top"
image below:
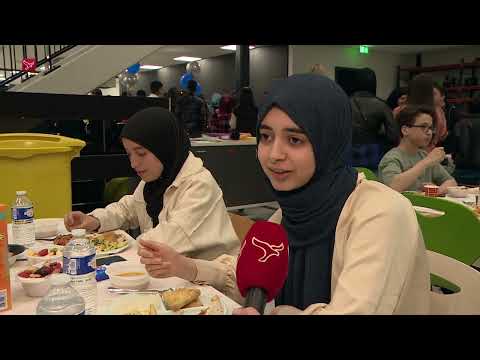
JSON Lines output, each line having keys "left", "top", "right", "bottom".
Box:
{"left": 191, "top": 134, "right": 256, "bottom": 147}
{"left": 3, "top": 221, "right": 240, "bottom": 315}
{"left": 408, "top": 192, "right": 480, "bottom": 218}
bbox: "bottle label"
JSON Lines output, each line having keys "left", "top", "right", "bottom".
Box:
{"left": 0, "top": 289, "right": 8, "bottom": 311}
{"left": 12, "top": 207, "right": 34, "bottom": 222}
{"left": 63, "top": 254, "right": 96, "bottom": 276}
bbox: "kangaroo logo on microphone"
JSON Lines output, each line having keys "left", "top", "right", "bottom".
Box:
{"left": 251, "top": 237, "right": 285, "bottom": 263}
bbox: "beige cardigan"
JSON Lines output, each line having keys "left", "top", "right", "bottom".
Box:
{"left": 193, "top": 175, "right": 431, "bottom": 314}
{"left": 90, "top": 152, "right": 239, "bottom": 260}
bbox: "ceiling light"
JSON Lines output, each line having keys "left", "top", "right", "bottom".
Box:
{"left": 173, "top": 56, "right": 202, "bottom": 62}
{"left": 140, "top": 65, "right": 163, "bottom": 70}
{"left": 220, "top": 45, "right": 256, "bottom": 51}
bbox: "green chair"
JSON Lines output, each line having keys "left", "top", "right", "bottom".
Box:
{"left": 355, "top": 167, "right": 378, "bottom": 181}
{"left": 403, "top": 192, "right": 480, "bottom": 292}
{"left": 103, "top": 177, "right": 134, "bottom": 205}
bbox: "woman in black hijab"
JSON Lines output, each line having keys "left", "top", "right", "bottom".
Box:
{"left": 136, "top": 76, "right": 430, "bottom": 314}
{"left": 64, "top": 107, "right": 239, "bottom": 261}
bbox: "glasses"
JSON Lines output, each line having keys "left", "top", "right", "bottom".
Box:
{"left": 407, "top": 125, "right": 436, "bottom": 134}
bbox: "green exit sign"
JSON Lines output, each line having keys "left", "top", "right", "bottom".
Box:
{"left": 360, "top": 45, "right": 369, "bottom": 54}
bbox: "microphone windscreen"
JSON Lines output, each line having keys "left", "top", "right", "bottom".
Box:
{"left": 236, "top": 221, "right": 289, "bottom": 302}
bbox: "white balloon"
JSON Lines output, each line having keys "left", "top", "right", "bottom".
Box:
{"left": 186, "top": 61, "right": 200, "bottom": 74}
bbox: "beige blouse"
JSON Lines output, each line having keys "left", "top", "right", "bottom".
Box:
{"left": 90, "top": 152, "right": 239, "bottom": 261}
{"left": 193, "top": 175, "right": 431, "bottom": 314}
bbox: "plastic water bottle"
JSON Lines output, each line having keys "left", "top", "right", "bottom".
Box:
{"left": 36, "top": 274, "right": 85, "bottom": 315}
{"left": 63, "top": 229, "right": 97, "bottom": 315}
{"left": 11, "top": 190, "right": 35, "bottom": 248}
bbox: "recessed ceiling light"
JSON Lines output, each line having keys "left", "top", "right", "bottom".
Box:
{"left": 173, "top": 56, "right": 202, "bottom": 62}
{"left": 140, "top": 65, "right": 163, "bottom": 70}
{"left": 220, "top": 45, "right": 255, "bottom": 51}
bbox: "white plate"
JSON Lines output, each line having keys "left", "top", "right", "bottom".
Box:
{"left": 413, "top": 206, "right": 445, "bottom": 217}
{"left": 89, "top": 230, "right": 133, "bottom": 257}
{"left": 100, "top": 286, "right": 227, "bottom": 315}
{"left": 53, "top": 230, "right": 133, "bottom": 258}
{"left": 159, "top": 287, "right": 227, "bottom": 315}
{"left": 99, "top": 294, "right": 166, "bottom": 315}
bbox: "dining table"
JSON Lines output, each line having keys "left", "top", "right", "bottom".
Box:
{"left": 410, "top": 191, "right": 480, "bottom": 219}
{"left": 2, "top": 218, "right": 241, "bottom": 315}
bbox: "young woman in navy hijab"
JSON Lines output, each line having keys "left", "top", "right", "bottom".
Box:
{"left": 138, "top": 75, "right": 430, "bottom": 315}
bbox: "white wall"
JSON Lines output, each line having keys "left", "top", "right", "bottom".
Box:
{"left": 289, "top": 45, "right": 415, "bottom": 99}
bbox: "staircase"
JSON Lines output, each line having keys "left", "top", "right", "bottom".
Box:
{"left": 1, "top": 45, "right": 165, "bottom": 94}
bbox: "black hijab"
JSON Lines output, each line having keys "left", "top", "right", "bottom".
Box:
{"left": 257, "top": 74, "right": 358, "bottom": 310}
{"left": 121, "top": 107, "right": 191, "bottom": 227}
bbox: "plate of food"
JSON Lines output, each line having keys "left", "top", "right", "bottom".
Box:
{"left": 101, "top": 287, "right": 227, "bottom": 315}
{"left": 160, "top": 287, "right": 227, "bottom": 315}
{"left": 52, "top": 230, "right": 133, "bottom": 257}
{"left": 100, "top": 294, "right": 165, "bottom": 315}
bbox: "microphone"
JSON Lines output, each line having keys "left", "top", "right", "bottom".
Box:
{"left": 236, "top": 221, "right": 289, "bottom": 314}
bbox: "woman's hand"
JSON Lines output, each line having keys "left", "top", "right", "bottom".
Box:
{"left": 138, "top": 238, "right": 197, "bottom": 281}
{"left": 64, "top": 211, "right": 100, "bottom": 232}
{"left": 232, "top": 307, "right": 260, "bottom": 315}
{"left": 232, "top": 305, "right": 301, "bottom": 315}
{"left": 269, "top": 305, "right": 302, "bottom": 315}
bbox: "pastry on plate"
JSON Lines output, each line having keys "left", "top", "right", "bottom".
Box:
{"left": 206, "top": 295, "right": 224, "bottom": 315}
{"left": 161, "top": 288, "right": 201, "bottom": 311}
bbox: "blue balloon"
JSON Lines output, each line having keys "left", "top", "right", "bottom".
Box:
{"left": 195, "top": 82, "right": 202, "bottom": 96}
{"left": 179, "top": 72, "right": 193, "bottom": 89}
{"left": 127, "top": 63, "right": 140, "bottom": 74}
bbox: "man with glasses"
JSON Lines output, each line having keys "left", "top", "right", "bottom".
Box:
{"left": 378, "top": 105, "right": 457, "bottom": 194}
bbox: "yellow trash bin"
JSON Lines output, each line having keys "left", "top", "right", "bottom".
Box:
{"left": 0, "top": 133, "right": 85, "bottom": 222}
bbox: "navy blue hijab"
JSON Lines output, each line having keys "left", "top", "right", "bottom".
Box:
{"left": 257, "top": 74, "right": 358, "bottom": 310}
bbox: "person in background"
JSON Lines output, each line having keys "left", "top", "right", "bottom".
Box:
{"left": 431, "top": 83, "right": 449, "bottom": 151}
{"left": 136, "top": 90, "right": 146, "bottom": 97}
{"left": 350, "top": 68, "right": 399, "bottom": 169}
{"left": 208, "top": 95, "right": 234, "bottom": 133}
{"left": 137, "top": 74, "right": 430, "bottom": 315}
{"left": 393, "top": 75, "right": 432, "bottom": 118}
{"left": 378, "top": 105, "right": 457, "bottom": 194}
{"left": 386, "top": 87, "right": 408, "bottom": 110}
{"left": 175, "top": 80, "right": 207, "bottom": 137}
{"left": 64, "top": 107, "right": 239, "bottom": 260}
{"left": 454, "top": 91, "right": 480, "bottom": 169}
{"left": 311, "top": 63, "right": 328, "bottom": 76}
{"left": 440, "top": 84, "right": 460, "bottom": 155}
{"left": 149, "top": 81, "right": 164, "bottom": 98}
{"left": 393, "top": 75, "right": 449, "bottom": 153}
{"left": 90, "top": 88, "right": 103, "bottom": 96}
{"left": 232, "top": 87, "right": 258, "bottom": 135}
{"left": 208, "top": 92, "right": 222, "bottom": 114}
{"left": 166, "top": 87, "right": 179, "bottom": 113}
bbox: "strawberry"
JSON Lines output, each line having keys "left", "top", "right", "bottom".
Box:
{"left": 18, "top": 270, "right": 32, "bottom": 278}
{"left": 38, "top": 249, "right": 49, "bottom": 257}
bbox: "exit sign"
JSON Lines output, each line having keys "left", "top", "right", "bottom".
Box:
{"left": 360, "top": 45, "right": 369, "bottom": 54}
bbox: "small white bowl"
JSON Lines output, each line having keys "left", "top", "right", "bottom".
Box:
{"left": 25, "top": 245, "right": 63, "bottom": 266}
{"left": 16, "top": 274, "right": 51, "bottom": 297}
{"left": 447, "top": 186, "right": 469, "bottom": 198}
{"left": 106, "top": 262, "right": 150, "bottom": 290}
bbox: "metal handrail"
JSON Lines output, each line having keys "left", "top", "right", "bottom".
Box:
{"left": 0, "top": 45, "right": 76, "bottom": 88}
